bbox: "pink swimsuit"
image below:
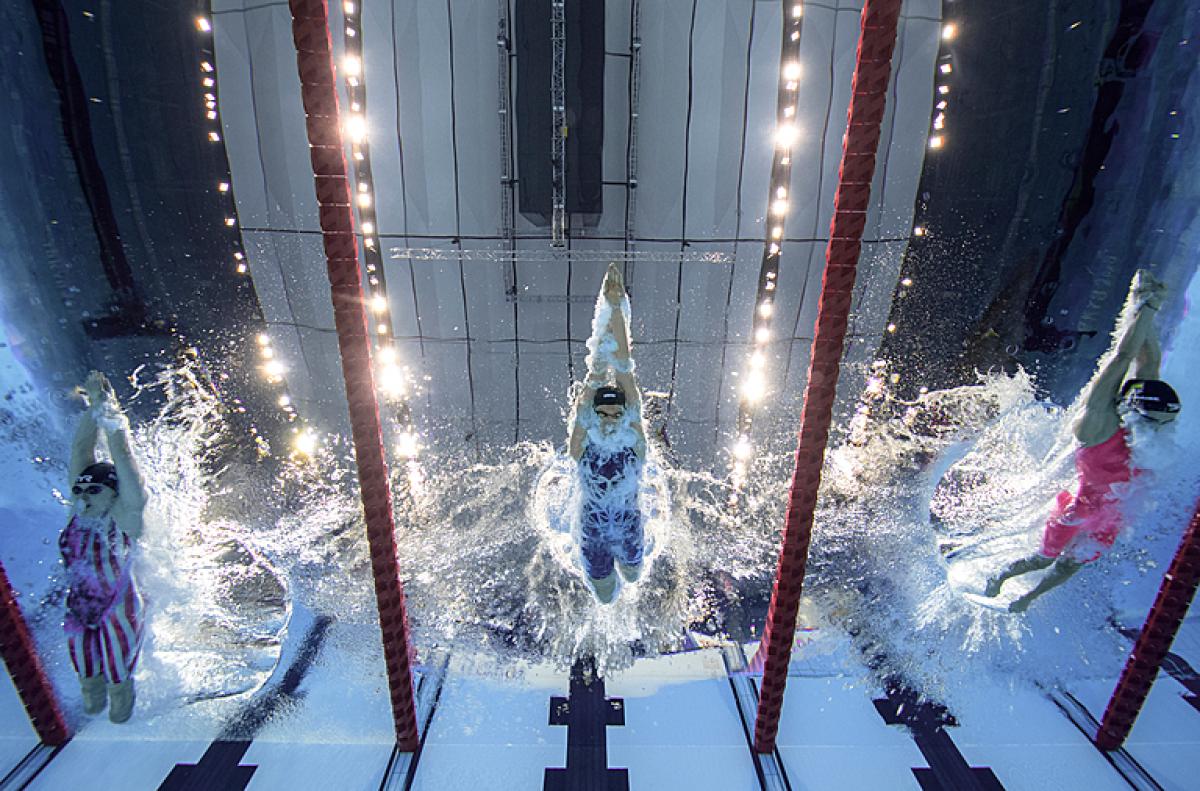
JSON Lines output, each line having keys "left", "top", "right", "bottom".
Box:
{"left": 59, "top": 515, "right": 144, "bottom": 683}
{"left": 1040, "top": 428, "right": 1133, "bottom": 562}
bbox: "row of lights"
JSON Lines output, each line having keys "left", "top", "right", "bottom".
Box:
{"left": 196, "top": 13, "right": 307, "bottom": 456}
{"left": 886, "top": 20, "right": 959, "bottom": 349}
{"left": 340, "top": 1, "right": 421, "bottom": 461}
{"left": 729, "top": 4, "right": 806, "bottom": 482}
{"left": 928, "top": 23, "right": 957, "bottom": 150}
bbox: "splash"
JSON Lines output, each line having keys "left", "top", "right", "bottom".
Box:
{"left": 124, "top": 362, "right": 289, "bottom": 714}
{"left": 795, "top": 357, "right": 1197, "bottom": 709}
{"left": 384, "top": 433, "right": 784, "bottom": 675}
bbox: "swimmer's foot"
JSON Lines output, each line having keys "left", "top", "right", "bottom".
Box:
{"left": 80, "top": 674, "right": 107, "bottom": 715}
{"left": 590, "top": 573, "right": 619, "bottom": 604}
{"left": 1007, "top": 596, "right": 1032, "bottom": 614}
{"left": 617, "top": 561, "right": 642, "bottom": 583}
{"left": 108, "top": 679, "right": 135, "bottom": 723}
{"left": 983, "top": 578, "right": 1004, "bottom": 598}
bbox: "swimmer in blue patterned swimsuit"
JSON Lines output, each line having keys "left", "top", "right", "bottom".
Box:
{"left": 568, "top": 264, "right": 648, "bottom": 604}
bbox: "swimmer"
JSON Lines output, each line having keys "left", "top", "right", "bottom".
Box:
{"left": 568, "top": 264, "right": 647, "bottom": 603}
{"left": 62, "top": 371, "right": 147, "bottom": 722}
{"left": 983, "top": 271, "right": 1179, "bottom": 613}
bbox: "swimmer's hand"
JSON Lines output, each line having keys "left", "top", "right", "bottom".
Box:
{"left": 82, "top": 371, "right": 114, "bottom": 409}
{"left": 95, "top": 408, "right": 129, "bottom": 433}
{"left": 1131, "top": 269, "right": 1167, "bottom": 310}
{"left": 603, "top": 263, "right": 626, "bottom": 304}
{"left": 84, "top": 371, "right": 126, "bottom": 430}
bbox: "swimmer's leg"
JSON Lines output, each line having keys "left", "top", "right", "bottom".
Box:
{"left": 616, "top": 560, "right": 641, "bottom": 583}
{"left": 615, "top": 515, "right": 644, "bottom": 583}
{"left": 1008, "top": 558, "right": 1083, "bottom": 613}
{"left": 67, "top": 616, "right": 108, "bottom": 714}
{"left": 590, "top": 572, "right": 619, "bottom": 604}
{"left": 580, "top": 524, "right": 619, "bottom": 603}
{"left": 983, "top": 554, "right": 1054, "bottom": 597}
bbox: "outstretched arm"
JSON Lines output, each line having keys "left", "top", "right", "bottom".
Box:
{"left": 568, "top": 384, "right": 595, "bottom": 461}
{"left": 105, "top": 420, "right": 147, "bottom": 514}
{"left": 603, "top": 265, "right": 642, "bottom": 415}
{"left": 1130, "top": 329, "right": 1162, "bottom": 381}
{"left": 69, "top": 410, "right": 98, "bottom": 485}
{"left": 603, "top": 267, "right": 647, "bottom": 457}
{"left": 89, "top": 372, "right": 147, "bottom": 514}
{"left": 1074, "top": 271, "right": 1165, "bottom": 445}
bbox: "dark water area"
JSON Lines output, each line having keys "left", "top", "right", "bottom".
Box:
{"left": 881, "top": 0, "right": 1200, "bottom": 406}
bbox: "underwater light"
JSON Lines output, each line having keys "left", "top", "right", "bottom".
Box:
{"left": 379, "top": 364, "right": 405, "bottom": 397}
{"left": 742, "top": 369, "right": 767, "bottom": 402}
{"left": 293, "top": 430, "right": 318, "bottom": 456}
{"left": 397, "top": 431, "right": 420, "bottom": 458}
{"left": 774, "top": 124, "right": 799, "bottom": 148}
{"left": 346, "top": 114, "right": 367, "bottom": 143}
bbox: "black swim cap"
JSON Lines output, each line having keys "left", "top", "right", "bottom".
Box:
{"left": 1120, "top": 379, "right": 1181, "bottom": 416}
{"left": 593, "top": 386, "right": 626, "bottom": 409}
{"left": 76, "top": 462, "right": 119, "bottom": 494}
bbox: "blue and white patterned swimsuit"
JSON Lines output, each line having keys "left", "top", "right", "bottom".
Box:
{"left": 577, "top": 416, "right": 644, "bottom": 579}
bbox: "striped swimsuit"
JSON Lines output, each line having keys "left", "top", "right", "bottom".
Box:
{"left": 59, "top": 515, "right": 144, "bottom": 683}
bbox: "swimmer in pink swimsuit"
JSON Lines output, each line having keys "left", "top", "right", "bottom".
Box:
{"left": 64, "top": 372, "right": 148, "bottom": 722}
{"left": 984, "top": 271, "right": 1179, "bottom": 613}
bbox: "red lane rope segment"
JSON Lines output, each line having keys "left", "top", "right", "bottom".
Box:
{"left": 752, "top": 0, "right": 903, "bottom": 754}
{"left": 288, "top": 0, "right": 420, "bottom": 750}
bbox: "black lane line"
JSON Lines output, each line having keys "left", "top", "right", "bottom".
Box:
{"left": 1118, "top": 626, "right": 1200, "bottom": 713}
{"left": 873, "top": 682, "right": 1004, "bottom": 791}
{"left": 159, "top": 615, "right": 333, "bottom": 791}
{"left": 544, "top": 657, "right": 629, "bottom": 791}
{"left": 665, "top": 0, "right": 701, "bottom": 419}
{"left": 32, "top": 0, "right": 144, "bottom": 321}
{"left": 1045, "top": 687, "right": 1164, "bottom": 790}
{"left": 720, "top": 644, "right": 792, "bottom": 791}
{"left": 444, "top": 0, "right": 479, "bottom": 457}
{"left": 0, "top": 743, "right": 68, "bottom": 790}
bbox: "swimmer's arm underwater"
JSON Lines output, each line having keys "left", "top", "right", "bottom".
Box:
{"left": 91, "top": 372, "right": 147, "bottom": 536}
{"left": 568, "top": 384, "right": 595, "bottom": 461}
{"left": 604, "top": 269, "right": 647, "bottom": 459}
{"left": 69, "top": 410, "right": 99, "bottom": 485}
{"left": 1074, "top": 271, "right": 1166, "bottom": 445}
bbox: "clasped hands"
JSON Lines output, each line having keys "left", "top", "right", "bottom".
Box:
{"left": 82, "top": 371, "right": 128, "bottom": 431}
{"left": 1132, "top": 269, "right": 1167, "bottom": 311}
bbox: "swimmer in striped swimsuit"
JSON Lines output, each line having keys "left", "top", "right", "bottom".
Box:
{"left": 62, "top": 371, "right": 148, "bottom": 722}
{"left": 984, "top": 271, "right": 1180, "bottom": 613}
{"left": 568, "top": 264, "right": 648, "bottom": 604}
